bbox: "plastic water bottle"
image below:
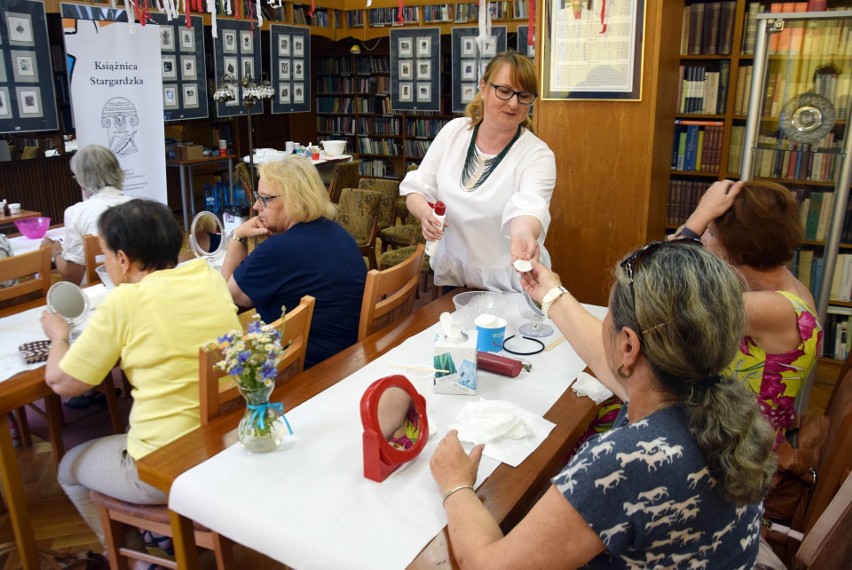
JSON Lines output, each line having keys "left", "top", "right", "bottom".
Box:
{"left": 424, "top": 201, "right": 446, "bottom": 257}
{"left": 203, "top": 183, "right": 216, "bottom": 213}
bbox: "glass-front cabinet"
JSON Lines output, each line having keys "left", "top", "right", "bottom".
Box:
{"left": 742, "top": 9, "right": 852, "bottom": 366}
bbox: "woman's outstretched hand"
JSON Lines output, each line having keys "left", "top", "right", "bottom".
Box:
{"left": 519, "top": 259, "right": 564, "bottom": 305}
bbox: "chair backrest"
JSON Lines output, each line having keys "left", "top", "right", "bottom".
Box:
{"left": 235, "top": 161, "right": 254, "bottom": 203}
{"left": 328, "top": 160, "right": 361, "bottom": 203}
{"left": 337, "top": 187, "right": 382, "bottom": 248}
{"left": 84, "top": 234, "right": 103, "bottom": 284}
{"left": 237, "top": 308, "right": 259, "bottom": 332}
{"left": 199, "top": 295, "right": 315, "bottom": 424}
{"left": 0, "top": 246, "right": 52, "bottom": 305}
{"left": 793, "top": 471, "right": 852, "bottom": 569}
{"left": 358, "top": 244, "right": 425, "bottom": 341}
{"left": 357, "top": 178, "right": 399, "bottom": 232}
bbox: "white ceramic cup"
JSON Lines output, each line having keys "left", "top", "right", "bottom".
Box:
{"left": 285, "top": 141, "right": 295, "bottom": 153}
{"left": 8, "top": 203, "right": 21, "bottom": 214}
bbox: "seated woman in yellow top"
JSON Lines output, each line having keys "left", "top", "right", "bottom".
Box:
{"left": 674, "top": 179, "right": 822, "bottom": 447}
{"left": 39, "top": 199, "right": 241, "bottom": 548}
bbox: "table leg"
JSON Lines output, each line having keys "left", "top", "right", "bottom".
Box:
{"left": 179, "top": 164, "right": 189, "bottom": 231}
{"left": 227, "top": 159, "right": 235, "bottom": 207}
{"left": 0, "top": 414, "right": 39, "bottom": 569}
{"left": 188, "top": 166, "right": 197, "bottom": 220}
{"left": 169, "top": 508, "right": 200, "bottom": 569}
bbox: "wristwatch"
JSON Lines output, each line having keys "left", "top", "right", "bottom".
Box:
{"left": 541, "top": 286, "right": 569, "bottom": 319}
{"left": 227, "top": 230, "right": 247, "bottom": 244}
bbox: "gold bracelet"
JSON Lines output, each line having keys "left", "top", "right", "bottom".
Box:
{"left": 442, "top": 484, "right": 474, "bottom": 506}
{"left": 51, "top": 336, "right": 69, "bottom": 344}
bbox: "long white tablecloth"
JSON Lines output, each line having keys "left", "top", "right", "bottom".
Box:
{"left": 169, "top": 298, "right": 607, "bottom": 569}
{"left": 0, "top": 284, "right": 107, "bottom": 383}
{"left": 9, "top": 227, "right": 66, "bottom": 257}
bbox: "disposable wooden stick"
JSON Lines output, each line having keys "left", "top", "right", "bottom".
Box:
{"left": 545, "top": 335, "right": 565, "bottom": 351}
{"left": 389, "top": 364, "right": 450, "bottom": 373}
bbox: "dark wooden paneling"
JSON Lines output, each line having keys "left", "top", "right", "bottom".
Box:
{"left": 0, "top": 155, "right": 78, "bottom": 225}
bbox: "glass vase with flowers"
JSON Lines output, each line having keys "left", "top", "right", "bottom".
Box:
{"left": 215, "top": 314, "right": 293, "bottom": 452}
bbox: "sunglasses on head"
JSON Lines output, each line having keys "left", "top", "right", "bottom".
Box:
{"left": 620, "top": 238, "right": 703, "bottom": 312}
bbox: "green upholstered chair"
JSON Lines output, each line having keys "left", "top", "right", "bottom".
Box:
{"left": 357, "top": 178, "right": 399, "bottom": 237}
{"left": 327, "top": 160, "right": 361, "bottom": 204}
{"left": 337, "top": 187, "right": 382, "bottom": 269}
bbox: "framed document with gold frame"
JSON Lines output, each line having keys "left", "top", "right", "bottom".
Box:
{"left": 541, "top": 0, "right": 645, "bottom": 101}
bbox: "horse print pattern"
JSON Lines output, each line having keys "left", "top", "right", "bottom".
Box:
{"left": 552, "top": 405, "right": 761, "bottom": 569}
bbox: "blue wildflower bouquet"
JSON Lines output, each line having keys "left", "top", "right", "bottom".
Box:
{"left": 215, "top": 314, "right": 286, "bottom": 392}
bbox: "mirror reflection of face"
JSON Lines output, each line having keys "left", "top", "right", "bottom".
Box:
{"left": 193, "top": 212, "right": 222, "bottom": 255}
{"left": 376, "top": 387, "right": 419, "bottom": 449}
{"left": 99, "top": 235, "right": 123, "bottom": 288}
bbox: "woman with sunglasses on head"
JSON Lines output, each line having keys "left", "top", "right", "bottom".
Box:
{"left": 430, "top": 242, "right": 775, "bottom": 568}
{"left": 400, "top": 51, "right": 555, "bottom": 292}
{"left": 220, "top": 156, "right": 366, "bottom": 368}
{"left": 673, "top": 179, "right": 821, "bottom": 448}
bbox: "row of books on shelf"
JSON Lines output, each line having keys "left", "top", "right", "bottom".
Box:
{"left": 680, "top": 1, "right": 737, "bottom": 56}
{"left": 404, "top": 140, "right": 432, "bottom": 158}
{"left": 291, "top": 6, "right": 332, "bottom": 27}
{"left": 407, "top": 118, "right": 451, "bottom": 138}
{"left": 751, "top": 135, "right": 842, "bottom": 182}
{"left": 677, "top": 63, "right": 731, "bottom": 115}
{"left": 358, "top": 117, "right": 399, "bottom": 136}
{"left": 316, "top": 77, "right": 356, "bottom": 92}
{"left": 317, "top": 116, "right": 354, "bottom": 135}
{"left": 671, "top": 121, "right": 725, "bottom": 172}
{"left": 798, "top": 190, "right": 835, "bottom": 241}
{"left": 798, "top": 251, "right": 852, "bottom": 302}
{"left": 357, "top": 97, "right": 393, "bottom": 114}
{"left": 357, "top": 57, "right": 391, "bottom": 75}
{"left": 733, "top": 65, "right": 753, "bottom": 116}
{"left": 317, "top": 97, "right": 354, "bottom": 113}
{"left": 666, "top": 179, "right": 706, "bottom": 226}
{"left": 767, "top": 2, "right": 852, "bottom": 56}
{"left": 360, "top": 76, "right": 391, "bottom": 94}
{"left": 762, "top": 70, "right": 851, "bottom": 120}
{"left": 316, "top": 58, "right": 352, "bottom": 75}
{"left": 359, "top": 137, "right": 402, "bottom": 155}
{"left": 822, "top": 308, "right": 850, "bottom": 360}
{"left": 360, "top": 159, "right": 395, "bottom": 178}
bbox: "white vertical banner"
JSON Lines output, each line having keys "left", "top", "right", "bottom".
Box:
{"left": 64, "top": 21, "right": 166, "bottom": 204}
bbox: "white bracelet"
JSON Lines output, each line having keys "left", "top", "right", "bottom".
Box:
{"left": 541, "top": 286, "right": 568, "bottom": 319}
{"left": 442, "top": 484, "right": 474, "bottom": 506}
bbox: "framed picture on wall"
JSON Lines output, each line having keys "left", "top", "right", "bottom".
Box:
{"left": 222, "top": 30, "right": 237, "bottom": 54}
{"left": 0, "top": 58, "right": 6, "bottom": 83}
{"left": 279, "top": 60, "right": 291, "bottom": 80}
{"left": 181, "top": 56, "right": 197, "bottom": 80}
{"left": 293, "top": 36, "right": 304, "bottom": 57}
{"left": 160, "top": 26, "right": 175, "bottom": 51}
{"left": 240, "top": 58, "right": 254, "bottom": 81}
{"left": 399, "top": 82, "right": 412, "bottom": 102}
{"left": 293, "top": 83, "right": 304, "bottom": 104}
{"left": 399, "top": 38, "right": 412, "bottom": 57}
{"left": 399, "top": 60, "right": 412, "bottom": 80}
{"left": 461, "top": 83, "right": 476, "bottom": 103}
{"left": 461, "top": 60, "right": 476, "bottom": 81}
{"left": 163, "top": 85, "right": 178, "bottom": 109}
{"left": 223, "top": 57, "right": 238, "bottom": 78}
{"left": 12, "top": 52, "right": 37, "bottom": 83}
{"left": 417, "top": 37, "right": 431, "bottom": 57}
{"left": 18, "top": 88, "right": 42, "bottom": 116}
{"left": 278, "top": 35, "right": 291, "bottom": 56}
{"left": 417, "top": 82, "right": 431, "bottom": 103}
{"left": 183, "top": 84, "right": 199, "bottom": 108}
{"left": 293, "top": 60, "right": 304, "bottom": 80}
{"left": 0, "top": 88, "right": 10, "bottom": 118}
{"left": 481, "top": 37, "right": 496, "bottom": 57}
{"left": 180, "top": 29, "right": 195, "bottom": 52}
{"left": 162, "top": 55, "right": 177, "bottom": 80}
{"left": 461, "top": 37, "right": 476, "bottom": 57}
{"left": 240, "top": 31, "right": 253, "bottom": 54}
{"left": 6, "top": 13, "right": 35, "bottom": 46}
{"left": 416, "top": 60, "right": 431, "bottom": 80}
{"left": 279, "top": 84, "right": 290, "bottom": 104}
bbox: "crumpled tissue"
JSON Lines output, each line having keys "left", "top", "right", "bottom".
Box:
{"left": 569, "top": 372, "right": 614, "bottom": 404}
{"left": 450, "top": 398, "right": 555, "bottom": 467}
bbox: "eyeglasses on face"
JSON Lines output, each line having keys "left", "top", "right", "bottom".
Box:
{"left": 490, "top": 83, "right": 537, "bottom": 105}
{"left": 255, "top": 194, "right": 281, "bottom": 208}
{"left": 620, "top": 237, "right": 703, "bottom": 285}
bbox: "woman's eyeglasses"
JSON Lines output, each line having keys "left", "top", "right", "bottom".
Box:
{"left": 255, "top": 194, "right": 281, "bottom": 208}
{"left": 490, "top": 83, "right": 537, "bottom": 105}
{"left": 620, "top": 237, "right": 703, "bottom": 296}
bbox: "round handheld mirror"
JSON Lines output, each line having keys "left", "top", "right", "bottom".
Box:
{"left": 189, "top": 211, "right": 226, "bottom": 263}
{"left": 360, "top": 375, "right": 429, "bottom": 482}
{"left": 46, "top": 281, "right": 89, "bottom": 329}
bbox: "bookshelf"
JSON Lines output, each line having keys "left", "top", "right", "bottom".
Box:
{"left": 737, "top": 6, "right": 852, "bottom": 365}
{"left": 314, "top": 44, "right": 454, "bottom": 179}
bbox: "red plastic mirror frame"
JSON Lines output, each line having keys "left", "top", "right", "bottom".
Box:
{"left": 360, "top": 374, "right": 429, "bottom": 482}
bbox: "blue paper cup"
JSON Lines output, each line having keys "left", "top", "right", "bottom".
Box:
{"left": 475, "top": 314, "right": 507, "bottom": 353}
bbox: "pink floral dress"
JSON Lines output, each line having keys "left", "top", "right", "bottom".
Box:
{"left": 724, "top": 291, "right": 822, "bottom": 449}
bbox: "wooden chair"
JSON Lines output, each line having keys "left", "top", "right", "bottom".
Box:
{"left": 89, "top": 297, "right": 315, "bottom": 570}
{"left": 200, "top": 295, "right": 315, "bottom": 423}
{"left": 83, "top": 234, "right": 102, "bottom": 284}
{"left": 0, "top": 245, "right": 51, "bottom": 307}
{"left": 337, "top": 187, "right": 382, "bottom": 270}
{"left": 358, "top": 244, "right": 425, "bottom": 341}
{"left": 357, "top": 178, "right": 399, "bottom": 237}
{"left": 792, "top": 471, "right": 852, "bottom": 569}
{"left": 327, "top": 159, "right": 361, "bottom": 204}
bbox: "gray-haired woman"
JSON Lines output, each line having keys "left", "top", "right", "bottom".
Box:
{"left": 41, "top": 144, "right": 132, "bottom": 284}
{"left": 430, "top": 240, "right": 776, "bottom": 568}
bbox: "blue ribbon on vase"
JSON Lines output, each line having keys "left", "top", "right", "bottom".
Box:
{"left": 247, "top": 401, "right": 293, "bottom": 435}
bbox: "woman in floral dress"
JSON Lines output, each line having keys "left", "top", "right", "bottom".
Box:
{"left": 673, "top": 179, "right": 822, "bottom": 447}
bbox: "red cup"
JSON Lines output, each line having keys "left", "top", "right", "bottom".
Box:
{"left": 219, "top": 148, "right": 227, "bottom": 156}
{"left": 312, "top": 152, "right": 320, "bottom": 160}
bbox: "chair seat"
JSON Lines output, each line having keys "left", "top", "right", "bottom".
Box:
{"left": 89, "top": 491, "right": 211, "bottom": 531}
{"left": 381, "top": 245, "right": 430, "bottom": 272}
{"left": 379, "top": 223, "right": 422, "bottom": 250}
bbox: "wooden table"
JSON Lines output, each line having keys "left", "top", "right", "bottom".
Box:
{"left": 165, "top": 155, "right": 235, "bottom": 231}
{"left": 137, "top": 294, "right": 598, "bottom": 568}
{"left": 0, "top": 209, "right": 43, "bottom": 229}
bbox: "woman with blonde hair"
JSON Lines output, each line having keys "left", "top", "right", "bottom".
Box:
{"left": 431, "top": 241, "right": 776, "bottom": 568}
{"left": 400, "top": 50, "right": 555, "bottom": 291}
{"left": 221, "top": 156, "right": 366, "bottom": 367}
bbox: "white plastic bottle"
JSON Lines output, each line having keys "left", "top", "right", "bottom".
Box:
{"left": 424, "top": 201, "right": 446, "bottom": 256}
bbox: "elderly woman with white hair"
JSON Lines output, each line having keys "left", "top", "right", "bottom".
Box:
{"left": 41, "top": 144, "right": 133, "bottom": 284}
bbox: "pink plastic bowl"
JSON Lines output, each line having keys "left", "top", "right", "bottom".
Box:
{"left": 14, "top": 217, "right": 51, "bottom": 239}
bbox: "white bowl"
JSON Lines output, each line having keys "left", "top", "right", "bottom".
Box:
{"left": 321, "top": 140, "right": 346, "bottom": 157}
{"left": 452, "top": 291, "right": 508, "bottom": 329}
{"left": 95, "top": 265, "right": 115, "bottom": 289}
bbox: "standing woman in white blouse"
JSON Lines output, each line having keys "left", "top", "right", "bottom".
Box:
{"left": 400, "top": 51, "right": 556, "bottom": 292}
